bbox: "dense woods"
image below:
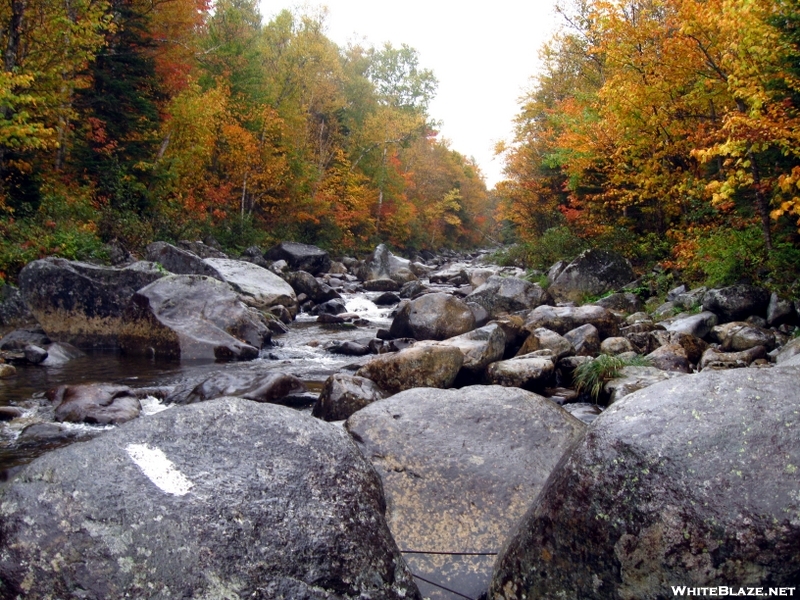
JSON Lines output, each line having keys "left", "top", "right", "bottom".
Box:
{"left": 497, "top": 0, "right": 800, "bottom": 293}
{"left": 0, "top": 0, "right": 491, "bottom": 282}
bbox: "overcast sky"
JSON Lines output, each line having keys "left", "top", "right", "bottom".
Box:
{"left": 259, "top": 1, "right": 561, "bottom": 188}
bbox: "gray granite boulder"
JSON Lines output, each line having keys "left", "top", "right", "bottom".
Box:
{"left": 489, "top": 366, "right": 800, "bottom": 598}
{"left": 466, "top": 276, "right": 552, "bottom": 319}
{"left": 486, "top": 355, "right": 555, "bottom": 390}
{"left": 119, "top": 275, "right": 271, "bottom": 362}
{"left": 0, "top": 398, "right": 419, "bottom": 599}
{"left": 356, "top": 345, "right": 464, "bottom": 394}
{"left": 47, "top": 383, "right": 141, "bottom": 425}
{"left": 525, "top": 304, "right": 619, "bottom": 338}
{"left": 388, "top": 292, "right": 476, "bottom": 341}
{"left": 346, "top": 386, "right": 585, "bottom": 600}
{"left": 702, "top": 284, "right": 770, "bottom": 322}
{"left": 358, "top": 244, "right": 417, "bottom": 284}
{"left": 203, "top": 257, "right": 298, "bottom": 315}
{"left": 548, "top": 249, "right": 635, "bottom": 303}
{"left": 18, "top": 258, "right": 165, "bottom": 348}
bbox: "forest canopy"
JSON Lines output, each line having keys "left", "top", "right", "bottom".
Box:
{"left": 0, "top": 0, "right": 493, "bottom": 281}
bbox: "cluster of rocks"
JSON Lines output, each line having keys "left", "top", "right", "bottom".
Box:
{"left": 1, "top": 241, "right": 799, "bottom": 598}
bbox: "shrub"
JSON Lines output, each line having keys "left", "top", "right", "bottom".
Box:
{"left": 574, "top": 354, "right": 652, "bottom": 402}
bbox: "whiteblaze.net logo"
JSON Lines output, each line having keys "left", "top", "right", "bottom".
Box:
{"left": 672, "top": 587, "right": 796, "bottom": 597}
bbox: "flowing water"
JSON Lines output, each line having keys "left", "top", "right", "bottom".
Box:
{"left": 0, "top": 292, "right": 395, "bottom": 475}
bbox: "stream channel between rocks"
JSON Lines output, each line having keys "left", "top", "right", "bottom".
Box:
{"left": 0, "top": 292, "right": 394, "bottom": 475}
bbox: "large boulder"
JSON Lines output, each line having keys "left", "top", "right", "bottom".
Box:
{"left": 525, "top": 304, "right": 619, "bottom": 338}
{"left": 465, "top": 276, "right": 552, "bottom": 319}
{"left": 119, "top": 275, "right": 271, "bottom": 362}
{"left": 346, "top": 386, "right": 586, "bottom": 600}
{"left": 0, "top": 398, "right": 419, "bottom": 599}
{"left": 548, "top": 249, "right": 635, "bottom": 303}
{"left": 356, "top": 345, "right": 464, "bottom": 394}
{"left": 388, "top": 293, "right": 476, "bottom": 341}
{"left": 358, "top": 244, "right": 417, "bottom": 284}
{"left": 203, "top": 257, "right": 298, "bottom": 315}
{"left": 18, "top": 258, "right": 164, "bottom": 348}
{"left": 0, "top": 284, "right": 34, "bottom": 332}
{"left": 489, "top": 366, "right": 800, "bottom": 598}
{"left": 264, "top": 240, "right": 332, "bottom": 275}
{"left": 664, "top": 311, "right": 719, "bottom": 338}
{"left": 702, "top": 284, "right": 771, "bottom": 322}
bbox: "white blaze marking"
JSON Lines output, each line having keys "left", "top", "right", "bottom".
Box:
{"left": 126, "top": 444, "right": 194, "bottom": 496}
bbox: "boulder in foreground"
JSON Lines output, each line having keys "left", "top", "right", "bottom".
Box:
{"left": 489, "top": 366, "right": 800, "bottom": 598}
{"left": 0, "top": 398, "right": 419, "bottom": 600}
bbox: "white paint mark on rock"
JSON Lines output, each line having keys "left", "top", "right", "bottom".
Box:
{"left": 126, "top": 443, "right": 194, "bottom": 496}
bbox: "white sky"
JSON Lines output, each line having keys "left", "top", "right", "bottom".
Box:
{"left": 259, "top": 1, "right": 561, "bottom": 188}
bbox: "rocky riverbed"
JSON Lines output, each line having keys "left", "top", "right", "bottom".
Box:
{"left": 0, "top": 240, "right": 799, "bottom": 599}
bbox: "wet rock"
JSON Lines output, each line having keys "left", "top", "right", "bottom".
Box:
{"left": 525, "top": 304, "right": 619, "bottom": 338}
{"left": 699, "top": 345, "right": 767, "bottom": 370}
{"left": 0, "top": 326, "right": 51, "bottom": 350}
{"left": 399, "top": 280, "right": 429, "bottom": 298}
{"left": 145, "top": 241, "right": 220, "bottom": 278}
{"left": 358, "top": 244, "right": 417, "bottom": 284}
{"left": 284, "top": 270, "right": 341, "bottom": 304}
{"left": 702, "top": 284, "right": 770, "bottom": 322}
{"left": 0, "top": 398, "right": 419, "bottom": 600}
{"left": 374, "top": 291, "right": 401, "bottom": 306}
{"left": 388, "top": 292, "right": 476, "bottom": 341}
{"left": 346, "top": 386, "right": 585, "bottom": 600}
{"left": 600, "top": 336, "right": 635, "bottom": 355}
{"left": 548, "top": 249, "right": 635, "bottom": 303}
{"left": 767, "top": 292, "right": 797, "bottom": 327}
{"left": 489, "top": 367, "right": 800, "bottom": 598}
{"left": 0, "top": 406, "right": 23, "bottom": 421}
{"left": 119, "top": 275, "right": 270, "bottom": 362}
{"left": 466, "top": 275, "right": 552, "bottom": 319}
{"left": 663, "top": 311, "right": 719, "bottom": 338}
{"left": 326, "top": 340, "right": 371, "bottom": 356}
{"left": 592, "top": 292, "right": 643, "bottom": 315}
{"left": 48, "top": 383, "right": 141, "bottom": 425}
{"left": 517, "top": 327, "right": 573, "bottom": 359}
{"left": 356, "top": 345, "right": 464, "bottom": 394}
{"left": 604, "top": 365, "right": 688, "bottom": 403}
{"left": 646, "top": 342, "right": 691, "bottom": 373}
{"left": 311, "top": 297, "right": 348, "bottom": 316}
{"left": 23, "top": 344, "right": 48, "bottom": 364}
{"left": 40, "top": 342, "right": 85, "bottom": 366}
{"left": 0, "top": 363, "right": 17, "bottom": 379}
{"left": 486, "top": 355, "right": 555, "bottom": 390}
{"left": 18, "top": 258, "right": 165, "bottom": 348}
{"left": 16, "top": 422, "right": 97, "bottom": 446}
{"left": 170, "top": 370, "right": 307, "bottom": 406}
{"left": 264, "top": 240, "right": 332, "bottom": 275}
{"left": 562, "top": 402, "right": 603, "bottom": 424}
{"left": 563, "top": 323, "right": 600, "bottom": 356}
{"left": 313, "top": 373, "right": 388, "bottom": 421}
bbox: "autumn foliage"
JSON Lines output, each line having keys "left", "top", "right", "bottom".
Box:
{"left": 498, "top": 0, "right": 800, "bottom": 290}
{"left": 0, "top": 0, "right": 492, "bottom": 281}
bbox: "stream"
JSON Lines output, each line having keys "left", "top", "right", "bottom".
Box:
{"left": 0, "top": 291, "right": 397, "bottom": 475}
